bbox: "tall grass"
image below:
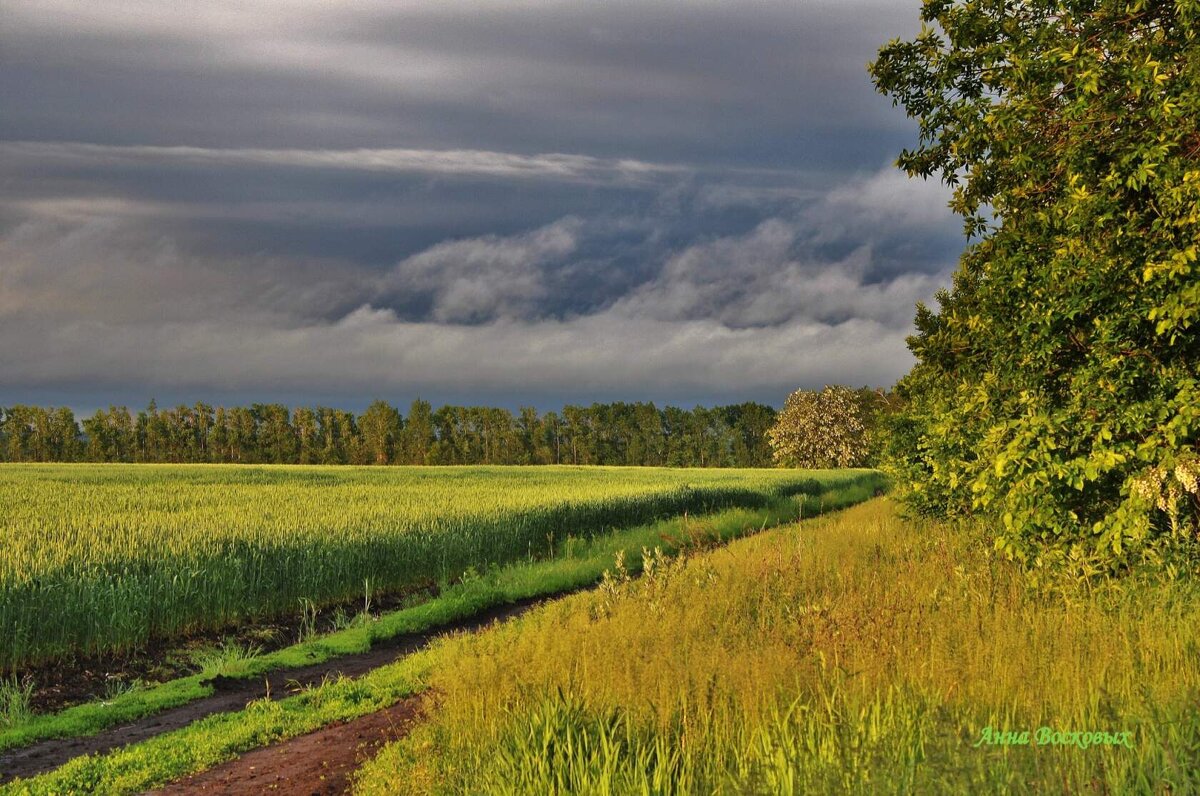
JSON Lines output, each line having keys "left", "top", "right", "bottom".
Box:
{"left": 0, "top": 678, "right": 34, "bottom": 730}
{"left": 0, "top": 464, "right": 877, "bottom": 670}
{"left": 355, "top": 499, "right": 1200, "bottom": 794}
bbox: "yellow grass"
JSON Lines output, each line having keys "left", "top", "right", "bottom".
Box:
{"left": 355, "top": 498, "right": 1200, "bottom": 794}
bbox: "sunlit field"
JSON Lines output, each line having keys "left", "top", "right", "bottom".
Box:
{"left": 0, "top": 464, "right": 866, "bottom": 670}
{"left": 354, "top": 499, "right": 1200, "bottom": 794}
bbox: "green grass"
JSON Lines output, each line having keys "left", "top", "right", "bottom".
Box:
{"left": 353, "top": 499, "right": 1200, "bottom": 795}
{"left": 0, "top": 678, "right": 34, "bottom": 731}
{"left": 0, "top": 464, "right": 861, "bottom": 670}
{"left": 0, "top": 480, "right": 880, "bottom": 794}
{"left": 0, "top": 473, "right": 884, "bottom": 756}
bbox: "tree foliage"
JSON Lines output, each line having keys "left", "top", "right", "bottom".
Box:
{"left": 0, "top": 400, "right": 778, "bottom": 468}
{"left": 871, "top": 0, "right": 1200, "bottom": 572}
{"left": 768, "top": 385, "right": 872, "bottom": 469}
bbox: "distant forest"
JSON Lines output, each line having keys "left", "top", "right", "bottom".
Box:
{"left": 0, "top": 400, "right": 778, "bottom": 467}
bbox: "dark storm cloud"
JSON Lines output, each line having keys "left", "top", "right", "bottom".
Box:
{"left": 1, "top": 1, "right": 920, "bottom": 162}
{"left": 0, "top": 0, "right": 961, "bottom": 408}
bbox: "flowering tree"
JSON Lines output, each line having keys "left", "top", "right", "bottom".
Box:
{"left": 768, "top": 385, "right": 870, "bottom": 469}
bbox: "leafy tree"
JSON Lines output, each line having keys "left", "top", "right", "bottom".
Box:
{"left": 398, "top": 399, "right": 435, "bottom": 465}
{"left": 359, "top": 400, "right": 403, "bottom": 465}
{"left": 514, "top": 406, "right": 541, "bottom": 465}
{"left": 82, "top": 406, "right": 135, "bottom": 462}
{"left": 293, "top": 407, "right": 319, "bottom": 464}
{"left": 4, "top": 398, "right": 796, "bottom": 468}
{"left": 561, "top": 405, "right": 592, "bottom": 465}
{"left": 872, "top": 0, "right": 1200, "bottom": 571}
{"left": 315, "top": 407, "right": 346, "bottom": 465}
{"left": 211, "top": 407, "right": 231, "bottom": 462}
{"left": 540, "top": 411, "right": 564, "bottom": 464}
{"left": 430, "top": 406, "right": 466, "bottom": 465}
{"left": 255, "top": 404, "right": 297, "bottom": 464}
{"left": 138, "top": 400, "right": 169, "bottom": 462}
{"left": 769, "top": 386, "right": 871, "bottom": 469}
{"left": 191, "top": 403, "right": 214, "bottom": 461}
{"left": 227, "top": 406, "right": 260, "bottom": 463}
{"left": 723, "top": 402, "right": 778, "bottom": 468}
{"left": 2, "top": 406, "right": 42, "bottom": 461}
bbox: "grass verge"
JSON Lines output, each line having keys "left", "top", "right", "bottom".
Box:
{"left": 353, "top": 499, "right": 1200, "bottom": 795}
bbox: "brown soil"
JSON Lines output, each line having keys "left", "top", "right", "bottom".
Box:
{"left": 0, "top": 598, "right": 542, "bottom": 785}
{"left": 16, "top": 582, "right": 439, "bottom": 715}
{"left": 146, "top": 696, "right": 424, "bottom": 795}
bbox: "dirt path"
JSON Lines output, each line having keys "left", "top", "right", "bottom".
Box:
{"left": 0, "top": 598, "right": 544, "bottom": 784}
{"left": 145, "top": 696, "right": 423, "bottom": 795}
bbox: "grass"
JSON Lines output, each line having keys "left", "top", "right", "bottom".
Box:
{"left": 0, "top": 679, "right": 34, "bottom": 731}
{"left": 0, "top": 481, "right": 879, "bottom": 795}
{"left": 0, "top": 473, "right": 883, "bottom": 757}
{"left": 188, "top": 640, "right": 264, "bottom": 680}
{"left": 0, "top": 464, "right": 858, "bottom": 670}
{"left": 353, "top": 499, "right": 1200, "bottom": 795}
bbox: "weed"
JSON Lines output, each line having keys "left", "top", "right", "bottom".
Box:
{"left": 0, "top": 676, "right": 34, "bottom": 729}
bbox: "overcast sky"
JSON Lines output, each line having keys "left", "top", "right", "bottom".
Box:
{"left": 0, "top": 0, "right": 962, "bottom": 412}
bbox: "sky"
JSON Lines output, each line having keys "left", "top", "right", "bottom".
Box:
{"left": 0, "top": 0, "right": 964, "bottom": 412}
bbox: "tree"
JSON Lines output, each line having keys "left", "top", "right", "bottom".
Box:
{"left": 293, "top": 407, "right": 319, "bottom": 464}
{"left": 723, "top": 402, "right": 777, "bottom": 468}
{"left": 140, "top": 399, "right": 169, "bottom": 462}
{"left": 430, "top": 406, "right": 465, "bottom": 465}
{"left": 871, "top": 1, "right": 1200, "bottom": 570}
{"left": 191, "top": 403, "right": 214, "bottom": 461}
{"left": 515, "top": 406, "right": 541, "bottom": 465}
{"left": 768, "top": 386, "right": 870, "bottom": 469}
{"left": 540, "top": 411, "right": 564, "bottom": 464}
{"left": 227, "top": 406, "right": 260, "bottom": 463}
{"left": 316, "top": 407, "right": 346, "bottom": 464}
{"left": 83, "top": 407, "right": 134, "bottom": 462}
{"left": 359, "top": 400, "right": 402, "bottom": 465}
{"left": 2, "top": 406, "right": 40, "bottom": 461}
{"left": 561, "top": 406, "right": 592, "bottom": 465}
{"left": 255, "top": 404, "right": 297, "bottom": 464}
{"left": 211, "top": 407, "right": 231, "bottom": 462}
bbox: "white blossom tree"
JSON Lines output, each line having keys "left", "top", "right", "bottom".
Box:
{"left": 768, "top": 385, "right": 869, "bottom": 469}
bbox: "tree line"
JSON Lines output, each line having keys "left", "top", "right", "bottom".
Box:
{"left": 0, "top": 400, "right": 778, "bottom": 467}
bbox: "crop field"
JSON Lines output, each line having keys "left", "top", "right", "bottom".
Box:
{"left": 0, "top": 464, "right": 867, "bottom": 671}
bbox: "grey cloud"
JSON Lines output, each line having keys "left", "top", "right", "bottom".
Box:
{"left": 381, "top": 218, "right": 582, "bottom": 323}
{"left": 0, "top": 141, "right": 686, "bottom": 186}
{"left": 821, "top": 166, "right": 960, "bottom": 237}
{"left": 1, "top": 1, "right": 922, "bottom": 165}
{"left": 613, "top": 217, "right": 945, "bottom": 330}
{"left": 0, "top": 214, "right": 372, "bottom": 325}
{"left": 0, "top": 0, "right": 956, "bottom": 405}
{"left": 0, "top": 306, "right": 912, "bottom": 400}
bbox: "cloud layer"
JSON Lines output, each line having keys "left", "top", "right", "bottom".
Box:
{"left": 0, "top": 0, "right": 961, "bottom": 409}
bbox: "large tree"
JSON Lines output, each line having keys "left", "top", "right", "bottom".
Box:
{"left": 872, "top": 0, "right": 1200, "bottom": 571}
{"left": 768, "top": 386, "right": 871, "bottom": 469}
{"left": 400, "top": 399, "right": 436, "bottom": 465}
{"left": 359, "top": 400, "right": 403, "bottom": 465}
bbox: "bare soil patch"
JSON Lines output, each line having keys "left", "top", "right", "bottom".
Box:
{"left": 146, "top": 697, "right": 423, "bottom": 795}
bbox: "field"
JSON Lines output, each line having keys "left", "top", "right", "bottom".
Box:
{"left": 0, "top": 464, "right": 862, "bottom": 671}
{"left": 8, "top": 497, "right": 1199, "bottom": 794}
